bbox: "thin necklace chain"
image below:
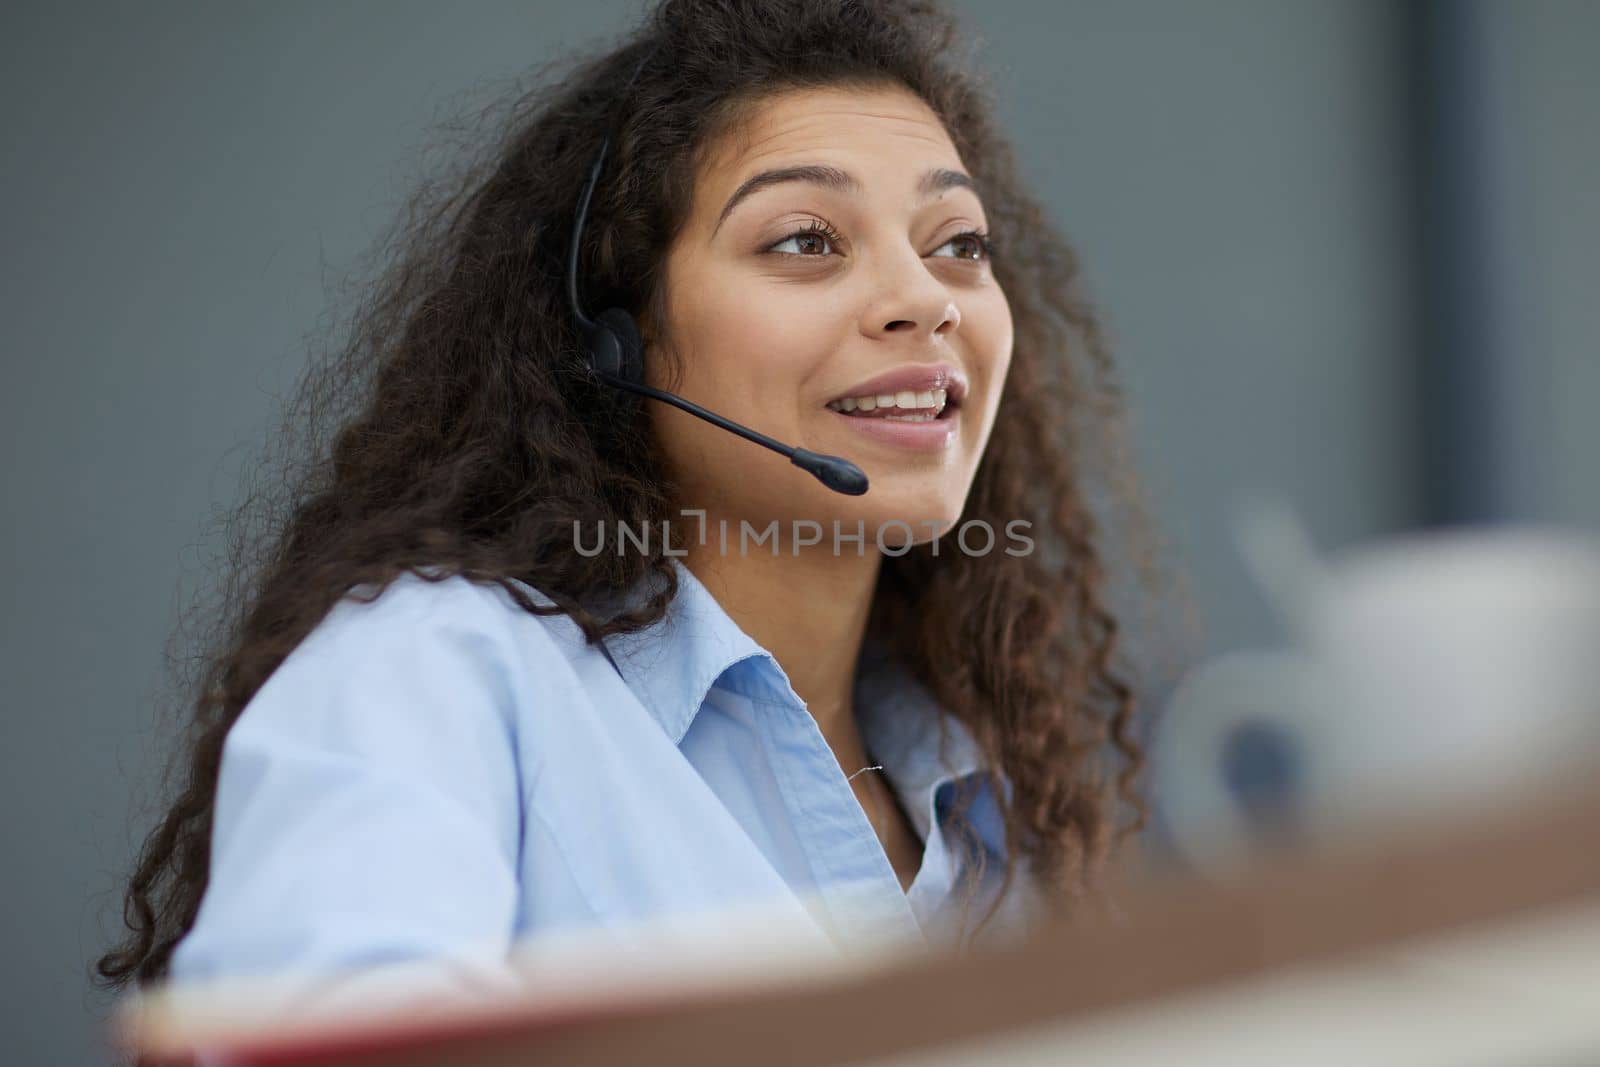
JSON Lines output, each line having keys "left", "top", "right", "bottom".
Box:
{"left": 847, "top": 763, "right": 889, "bottom": 838}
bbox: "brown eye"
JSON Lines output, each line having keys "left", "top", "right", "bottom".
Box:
{"left": 767, "top": 218, "right": 845, "bottom": 257}
{"left": 931, "top": 229, "right": 994, "bottom": 262}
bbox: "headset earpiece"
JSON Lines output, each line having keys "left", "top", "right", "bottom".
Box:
{"left": 589, "top": 306, "right": 644, "bottom": 385}
{"left": 582, "top": 306, "right": 644, "bottom": 424}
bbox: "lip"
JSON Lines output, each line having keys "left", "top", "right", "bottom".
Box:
{"left": 827, "top": 362, "right": 969, "bottom": 408}
{"left": 827, "top": 404, "right": 961, "bottom": 451}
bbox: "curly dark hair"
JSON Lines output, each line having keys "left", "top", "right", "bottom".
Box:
{"left": 97, "top": 0, "right": 1160, "bottom": 995}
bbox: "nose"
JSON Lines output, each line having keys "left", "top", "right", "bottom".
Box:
{"left": 860, "top": 246, "right": 961, "bottom": 341}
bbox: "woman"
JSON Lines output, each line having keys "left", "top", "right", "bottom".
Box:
{"left": 97, "top": 0, "right": 1152, "bottom": 1004}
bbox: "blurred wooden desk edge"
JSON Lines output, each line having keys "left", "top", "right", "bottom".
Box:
{"left": 171, "top": 781, "right": 1600, "bottom": 1067}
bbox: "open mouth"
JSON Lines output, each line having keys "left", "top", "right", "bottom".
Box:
{"left": 824, "top": 387, "right": 961, "bottom": 423}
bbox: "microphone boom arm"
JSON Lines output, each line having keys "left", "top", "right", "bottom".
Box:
{"left": 593, "top": 369, "right": 869, "bottom": 496}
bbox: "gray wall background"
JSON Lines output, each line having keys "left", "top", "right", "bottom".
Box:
{"left": 3, "top": 2, "right": 1595, "bottom": 1063}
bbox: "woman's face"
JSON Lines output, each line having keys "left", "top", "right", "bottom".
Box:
{"left": 650, "top": 84, "right": 1013, "bottom": 551}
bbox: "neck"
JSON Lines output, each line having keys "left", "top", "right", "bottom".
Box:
{"left": 681, "top": 536, "right": 883, "bottom": 768}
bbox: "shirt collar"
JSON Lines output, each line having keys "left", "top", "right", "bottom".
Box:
{"left": 853, "top": 633, "right": 984, "bottom": 799}
{"left": 599, "top": 558, "right": 1006, "bottom": 855}
{"left": 599, "top": 558, "right": 778, "bottom": 746}
{"left": 854, "top": 633, "right": 1006, "bottom": 855}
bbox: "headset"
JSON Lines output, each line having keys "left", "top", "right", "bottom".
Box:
{"left": 564, "top": 48, "right": 870, "bottom": 496}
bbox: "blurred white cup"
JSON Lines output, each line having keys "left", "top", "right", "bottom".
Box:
{"left": 1156, "top": 501, "right": 1600, "bottom": 876}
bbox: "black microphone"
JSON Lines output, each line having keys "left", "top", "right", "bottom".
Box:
{"left": 587, "top": 365, "right": 870, "bottom": 496}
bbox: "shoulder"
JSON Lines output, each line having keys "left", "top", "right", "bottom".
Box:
{"left": 315, "top": 568, "right": 560, "bottom": 639}
{"left": 290, "top": 569, "right": 587, "bottom": 676}
{"left": 238, "top": 570, "right": 599, "bottom": 756}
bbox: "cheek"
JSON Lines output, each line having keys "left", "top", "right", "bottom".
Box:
{"left": 662, "top": 274, "right": 839, "bottom": 407}
{"left": 964, "top": 298, "right": 1014, "bottom": 407}
{"left": 672, "top": 287, "right": 766, "bottom": 370}
{"left": 970, "top": 287, "right": 1014, "bottom": 365}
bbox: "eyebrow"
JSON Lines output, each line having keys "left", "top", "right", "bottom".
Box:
{"left": 710, "top": 164, "right": 979, "bottom": 237}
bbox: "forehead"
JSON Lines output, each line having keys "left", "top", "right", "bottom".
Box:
{"left": 698, "top": 84, "right": 962, "bottom": 190}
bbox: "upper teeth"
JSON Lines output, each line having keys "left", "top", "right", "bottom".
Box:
{"left": 827, "top": 388, "right": 948, "bottom": 414}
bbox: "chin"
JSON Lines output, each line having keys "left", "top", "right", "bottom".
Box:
{"left": 842, "top": 486, "right": 969, "bottom": 551}
{"left": 747, "top": 466, "right": 976, "bottom": 555}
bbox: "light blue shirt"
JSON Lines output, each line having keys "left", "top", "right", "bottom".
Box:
{"left": 170, "top": 558, "right": 1035, "bottom": 999}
